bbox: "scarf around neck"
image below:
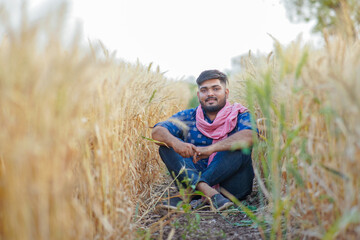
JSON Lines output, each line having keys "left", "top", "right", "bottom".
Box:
{"left": 195, "top": 101, "right": 248, "bottom": 165}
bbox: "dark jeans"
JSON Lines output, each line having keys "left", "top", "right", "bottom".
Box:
{"left": 159, "top": 146, "right": 254, "bottom": 200}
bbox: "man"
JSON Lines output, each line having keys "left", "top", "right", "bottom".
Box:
{"left": 152, "top": 69, "right": 256, "bottom": 211}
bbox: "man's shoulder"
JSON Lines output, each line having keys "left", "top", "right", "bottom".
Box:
{"left": 171, "top": 107, "right": 197, "bottom": 119}
{"left": 238, "top": 110, "right": 250, "bottom": 116}
{"left": 236, "top": 111, "right": 255, "bottom": 130}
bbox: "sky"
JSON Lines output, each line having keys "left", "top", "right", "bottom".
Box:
{"left": 20, "top": 0, "right": 315, "bottom": 79}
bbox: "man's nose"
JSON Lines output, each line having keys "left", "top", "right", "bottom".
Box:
{"left": 207, "top": 89, "right": 214, "bottom": 96}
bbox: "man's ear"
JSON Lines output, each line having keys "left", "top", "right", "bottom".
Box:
{"left": 197, "top": 91, "right": 200, "bottom": 99}
{"left": 225, "top": 88, "right": 229, "bottom": 99}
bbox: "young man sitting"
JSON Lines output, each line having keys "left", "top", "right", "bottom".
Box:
{"left": 152, "top": 69, "right": 256, "bottom": 211}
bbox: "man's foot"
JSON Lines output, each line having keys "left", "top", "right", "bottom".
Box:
{"left": 210, "top": 194, "right": 234, "bottom": 211}
{"left": 158, "top": 196, "right": 183, "bottom": 210}
{"left": 189, "top": 198, "right": 207, "bottom": 210}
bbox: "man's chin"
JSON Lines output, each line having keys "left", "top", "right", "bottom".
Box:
{"left": 202, "top": 104, "right": 222, "bottom": 113}
{"left": 200, "top": 99, "right": 227, "bottom": 113}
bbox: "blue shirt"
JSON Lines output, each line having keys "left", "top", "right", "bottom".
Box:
{"left": 154, "top": 107, "right": 256, "bottom": 147}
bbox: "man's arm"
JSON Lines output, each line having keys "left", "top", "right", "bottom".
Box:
{"left": 193, "top": 129, "right": 255, "bottom": 163}
{"left": 152, "top": 126, "right": 196, "bottom": 158}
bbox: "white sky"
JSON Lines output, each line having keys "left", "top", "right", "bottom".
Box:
{"left": 17, "top": 0, "right": 315, "bottom": 79}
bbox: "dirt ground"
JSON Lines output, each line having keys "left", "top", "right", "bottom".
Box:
{"left": 138, "top": 176, "right": 264, "bottom": 240}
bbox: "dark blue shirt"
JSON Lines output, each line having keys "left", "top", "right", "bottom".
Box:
{"left": 154, "top": 107, "right": 256, "bottom": 147}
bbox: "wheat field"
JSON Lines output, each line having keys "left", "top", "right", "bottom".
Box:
{"left": 230, "top": 35, "right": 360, "bottom": 239}
{"left": 1, "top": 1, "right": 359, "bottom": 240}
{"left": 0, "top": 3, "right": 189, "bottom": 239}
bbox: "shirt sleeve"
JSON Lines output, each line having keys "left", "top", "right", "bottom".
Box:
{"left": 237, "top": 112, "right": 258, "bottom": 133}
{"left": 154, "top": 111, "right": 189, "bottom": 140}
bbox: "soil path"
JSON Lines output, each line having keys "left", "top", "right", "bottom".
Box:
{"left": 138, "top": 176, "right": 263, "bottom": 240}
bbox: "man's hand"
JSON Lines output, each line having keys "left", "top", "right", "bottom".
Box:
{"left": 152, "top": 126, "right": 195, "bottom": 158}
{"left": 173, "top": 141, "right": 196, "bottom": 158}
{"left": 191, "top": 130, "right": 254, "bottom": 163}
{"left": 192, "top": 145, "right": 215, "bottom": 163}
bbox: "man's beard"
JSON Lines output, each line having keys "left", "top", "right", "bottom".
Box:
{"left": 200, "top": 97, "right": 227, "bottom": 113}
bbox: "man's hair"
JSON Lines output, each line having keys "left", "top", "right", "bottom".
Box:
{"left": 196, "top": 69, "right": 228, "bottom": 86}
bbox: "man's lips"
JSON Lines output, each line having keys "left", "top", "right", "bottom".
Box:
{"left": 205, "top": 98, "right": 217, "bottom": 104}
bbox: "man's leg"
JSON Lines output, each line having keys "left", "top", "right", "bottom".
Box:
{"left": 197, "top": 182, "right": 218, "bottom": 197}
{"left": 159, "top": 146, "right": 245, "bottom": 210}
{"left": 158, "top": 146, "right": 202, "bottom": 189}
{"left": 200, "top": 150, "right": 254, "bottom": 200}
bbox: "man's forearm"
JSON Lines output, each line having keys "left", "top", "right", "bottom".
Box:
{"left": 152, "top": 126, "right": 196, "bottom": 158}
{"left": 210, "top": 129, "right": 254, "bottom": 153}
{"left": 151, "top": 126, "right": 181, "bottom": 148}
{"left": 193, "top": 129, "right": 255, "bottom": 163}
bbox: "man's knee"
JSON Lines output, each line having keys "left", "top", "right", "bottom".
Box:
{"left": 158, "top": 146, "right": 176, "bottom": 161}
{"left": 159, "top": 145, "right": 170, "bottom": 154}
{"left": 231, "top": 149, "right": 252, "bottom": 161}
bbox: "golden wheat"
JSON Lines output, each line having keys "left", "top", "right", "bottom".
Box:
{"left": 0, "top": 2, "right": 189, "bottom": 239}
{"left": 231, "top": 36, "right": 360, "bottom": 239}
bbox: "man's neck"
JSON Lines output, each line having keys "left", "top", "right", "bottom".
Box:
{"left": 205, "top": 111, "right": 218, "bottom": 122}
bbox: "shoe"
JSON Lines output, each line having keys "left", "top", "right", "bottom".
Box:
{"left": 210, "top": 194, "right": 234, "bottom": 211}
{"left": 159, "top": 197, "right": 183, "bottom": 210}
{"left": 189, "top": 198, "right": 207, "bottom": 210}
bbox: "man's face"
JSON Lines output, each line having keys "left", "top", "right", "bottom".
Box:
{"left": 197, "top": 79, "right": 229, "bottom": 113}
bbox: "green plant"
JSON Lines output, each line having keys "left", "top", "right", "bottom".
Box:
{"left": 231, "top": 36, "right": 360, "bottom": 239}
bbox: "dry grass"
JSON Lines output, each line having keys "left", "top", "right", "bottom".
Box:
{"left": 0, "top": 2, "right": 189, "bottom": 240}
{"left": 231, "top": 35, "right": 360, "bottom": 239}
{"left": 2, "top": 1, "right": 360, "bottom": 240}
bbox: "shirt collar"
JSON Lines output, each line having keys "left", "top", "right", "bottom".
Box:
{"left": 202, "top": 108, "right": 214, "bottom": 123}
